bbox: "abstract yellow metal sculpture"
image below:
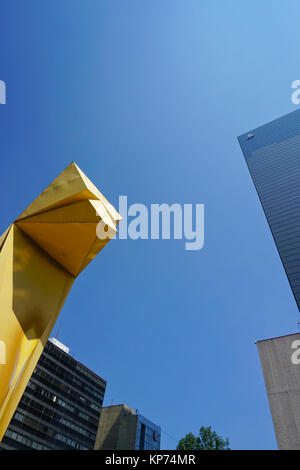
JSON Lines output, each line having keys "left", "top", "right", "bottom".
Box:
{"left": 0, "top": 162, "right": 121, "bottom": 440}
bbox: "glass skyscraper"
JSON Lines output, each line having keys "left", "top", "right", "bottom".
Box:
{"left": 238, "top": 109, "right": 300, "bottom": 311}
{"left": 0, "top": 338, "right": 106, "bottom": 450}
{"left": 135, "top": 414, "right": 161, "bottom": 450}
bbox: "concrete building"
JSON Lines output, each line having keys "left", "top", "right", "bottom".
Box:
{"left": 257, "top": 333, "right": 300, "bottom": 449}
{"left": 238, "top": 109, "right": 300, "bottom": 311}
{"left": 0, "top": 338, "right": 106, "bottom": 450}
{"left": 94, "top": 404, "right": 161, "bottom": 450}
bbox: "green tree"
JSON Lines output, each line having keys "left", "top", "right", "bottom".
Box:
{"left": 177, "top": 426, "right": 230, "bottom": 450}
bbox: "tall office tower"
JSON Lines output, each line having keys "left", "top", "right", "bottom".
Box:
{"left": 238, "top": 109, "right": 300, "bottom": 310}
{"left": 94, "top": 404, "right": 161, "bottom": 450}
{"left": 257, "top": 333, "right": 300, "bottom": 449}
{"left": 0, "top": 338, "right": 106, "bottom": 450}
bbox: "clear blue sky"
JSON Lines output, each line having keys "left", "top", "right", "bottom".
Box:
{"left": 1, "top": 0, "right": 300, "bottom": 450}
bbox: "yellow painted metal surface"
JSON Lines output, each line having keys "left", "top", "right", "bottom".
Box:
{"left": 0, "top": 162, "right": 121, "bottom": 440}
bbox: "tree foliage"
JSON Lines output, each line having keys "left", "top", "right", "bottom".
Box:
{"left": 177, "top": 426, "right": 230, "bottom": 450}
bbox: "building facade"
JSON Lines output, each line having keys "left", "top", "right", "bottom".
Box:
{"left": 0, "top": 338, "right": 106, "bottom": 450}
{"left": 257, "top": 332, "right": 300, "bottom": 449}
{"left": 94, "top": 404, "right": 161, "bottom": 450}
{"left": 135, "top": 414, "right": 161, "bottom": 451}
{"left": 238, "top": 109, "right": 300, "bottom": 311}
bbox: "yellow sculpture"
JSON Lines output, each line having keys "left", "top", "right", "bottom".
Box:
{"left": 0, "top": 162, "right": 121, "bottom": 440}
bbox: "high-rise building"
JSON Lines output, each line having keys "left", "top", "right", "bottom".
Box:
{"left": 94, "top": 404, "right": 161, "bottom": 450}
{"left": 0, "top": 338, "right": 106, "bottom": 450}
{"left": 257, "top": 332, "right": 300, "bottom": 449}
{"left": 238, "top": 109, "right": 300, "bottom": 311}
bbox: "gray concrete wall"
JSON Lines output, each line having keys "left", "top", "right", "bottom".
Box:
{"left": 94, "top": 404, "right": 137, "bottom": 450}
{"left": 257, "top": 332, "right": 300, "bottom": 449}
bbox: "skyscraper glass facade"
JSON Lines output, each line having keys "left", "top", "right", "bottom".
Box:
{"left": 135, "top": 414, "right": 161, "bottom": 450}
{"left": 238, "top": 109, "right": 300, "bottom": 311}
{"left": 0, "top": 339, "right": 106, "bottom": 450}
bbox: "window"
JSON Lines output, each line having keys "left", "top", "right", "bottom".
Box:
{"left": 5, "top": 429, "right": 50, "bottom": 450}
